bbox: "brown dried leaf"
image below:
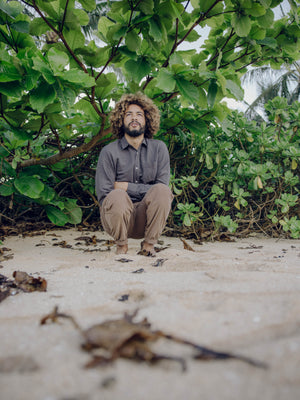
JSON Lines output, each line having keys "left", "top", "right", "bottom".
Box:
{"left": 180, "top": 238, "right": 195, "bottom": 252}
{"left": 40, "top": 307, "right": 267, "bottom": 371}
{"left": 13, "top": 271, "right": 47, "bottom": 292}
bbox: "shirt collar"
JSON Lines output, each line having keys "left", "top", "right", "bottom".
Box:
{"left": 120, "top": 136, "right": 148, "bottom": 149}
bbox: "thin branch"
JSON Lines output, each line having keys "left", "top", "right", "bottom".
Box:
{"left": 18, "top": 124, "right": 110, "bottom": 169}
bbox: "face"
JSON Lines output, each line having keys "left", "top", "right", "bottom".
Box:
{"left": 123, "top": 104, "right": 145, "bottom": 138}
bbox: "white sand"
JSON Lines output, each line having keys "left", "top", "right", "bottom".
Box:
{"left": 0, "top": 229, "right": 299, "bottom": 400}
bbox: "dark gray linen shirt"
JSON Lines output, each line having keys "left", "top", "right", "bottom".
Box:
{"left": 95, "top": 136, "right": 170, "bottom": 204}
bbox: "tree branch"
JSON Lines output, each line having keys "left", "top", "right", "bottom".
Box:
{"left": 18, "top": 125, "right": 111, "bottom": 168}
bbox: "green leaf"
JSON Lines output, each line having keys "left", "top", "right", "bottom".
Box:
{"left": 248, "top": 4, "right": 266, "bottom": 17}
{"left": 46, "top": 205, "right": 69, "bottom": 226}
{"left": 64, "top": 198, "right": 82, "bottom": 224}
{"left": 257, "top": 37, "right": 277, "bottom": 49}
{"left": 199, "top": 0, "right": 217, "bottom": 12}
{"left": 47, "top": 48, "right": 69, "bottom": 73}
{"left": 175, "top": 76, "right": 199, "bottom": 103}
{"left": 207, "top": 79, "right": 218, "bottom": 108}
{"left": 11, "top": 21, "right": 30, "bottom": 33}
{"left": 156, "top": 69, "right": 176, "bottom": 92}
{"left": 137, "top": 0, "right": 154, "bottom": 14}
{"left": 125, "top": 30, "right": 141, "bottom": 52}
{"left": 232, "top": 14, "right": 251, "bottom": 37}
{"left": 30, "top": 81, "right": 56, "bottom": 113}
{"left": 98, "top": 16, "right": 115, "bottom": 42}
{"left": 0, "top": 81, "right": 22, "bottom": 97}
{"left": 0, "top": 62, "right": 22, "bottom": 82}
{"left": 14, "top": 176, "right": 44, "bottom": 199}
{"left": 29, "top": 18, "right": 50, "bottom": 35}
{"left": 76, "top": 0, "right": 96, "bottom": 12}
{"left": 63, "top": 29, "right": 85, "bottom": 50}
{"left": 124, "top": 57, "right": 151, "bottom": 82}
{"left": 185, "top": 119, "right": 207, "bottom": 135}
{"left": 257, "top": 9, "right": 274, "bottom": 28}
{"left": 0, "top": 182, "right": 14, "bottom": 196}
{"left": 226, "top": 80, "right": 244, "bottom": 101}
{"left": 59, "top": 69, "right": 95, "bottom": 87}
{"left": 149, "top": 17, "right": 163, "bottom": 42}
{"left": 0, "top": 0, "right": 24, "bottom": 18}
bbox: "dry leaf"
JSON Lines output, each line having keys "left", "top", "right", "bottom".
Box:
{"left": 40, "top": 307, "right": 267, "bottom": 371}
{"left": 180, "top": 238, "right": 195, "bottom": 252}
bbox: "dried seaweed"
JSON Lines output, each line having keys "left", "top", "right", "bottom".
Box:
{"left": 132, "top": 268, "right": 145, "bottom": 274}
{"left": 40, "top": 307, "right": 268, "bottom": 371}
{"left": 152, "top": 258, "right": 168, "bottom": 267}
{"left": 180, "top": 238, "right": 195, "bottom": 252}
{"left": 0, "top": 271, "right": 47, "bottom": 303}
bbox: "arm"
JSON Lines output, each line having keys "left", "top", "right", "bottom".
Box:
{"left": 127, "top": 141, "right": 170, "bottom": 201}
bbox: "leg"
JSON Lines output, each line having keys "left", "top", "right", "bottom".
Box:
{"left": 100, "top": 189, "right": 133, "bottom": 253}
{"left": 128, "top": 184, "right": 173, "bottom": 254}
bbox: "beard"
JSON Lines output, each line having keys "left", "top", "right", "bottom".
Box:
{"left": 123, "top": 123, "right": 145, "bottom": 138}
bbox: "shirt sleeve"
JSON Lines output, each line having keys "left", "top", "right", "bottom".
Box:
{"left": 127, "top": 141, "right": 170, "bottom": 202}
{"left": 95, "top": 145, "right": 116, "bottom": 204}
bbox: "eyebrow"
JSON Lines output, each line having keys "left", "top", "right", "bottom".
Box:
{"left": 125, "top": 111, "right": 144, "bottom": 116}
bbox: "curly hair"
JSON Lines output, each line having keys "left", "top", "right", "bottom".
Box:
{"left": 109, "top": 92, "right": 160, "bottom": 139}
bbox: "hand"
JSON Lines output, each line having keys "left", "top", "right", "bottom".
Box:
{"left": 114, "top": 181, "right": 128, "bottom": 191}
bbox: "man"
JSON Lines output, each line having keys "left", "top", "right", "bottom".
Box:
{"left": 95, "top": 92, "right": 173, "bottom": 255}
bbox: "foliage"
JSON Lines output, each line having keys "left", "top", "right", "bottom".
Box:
{"left": 0, "top": 0, "right": 299, "bottom": 237}
{"left": 169, "top": 97, "right": 300, "bottom": 238}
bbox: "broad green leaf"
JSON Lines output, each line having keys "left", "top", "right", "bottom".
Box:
{"left": 207, "top": 79, "right": 218, "bottom": 107}
{"left": 257, "top": 9, "right": 274, "bottom": 28}
{"left": 226, "top": 80, "right": 244, "bottom": 101}
{"left": 156, "top": 69, "right": 176, "bottom": 92}
{"left": 0, "top": 61, "right": 22, "bottom": 82}
{"left": 175, "top": 76, "right": 199, "bottom": 103}
{"left": 32, "top": 55, "right": 56, "bottom": 84}
{"left": 124, "top": 58, "right": 151, "bottom": 82}
{"left": 64, "top": 198, "right": 82, "bottom": 224}
{"left": 0, "top": 81, "right": 22, "bottom": 97}
{"left": 11, "top": 21, "right": 29, "bottom": 33}
{"left": 29, "top": 18, "right": 49, "bottom": 35}
{"left": 199, "top": 0, "right": 217, "bottom": 12}
{"left": 46, "top": 205, "right": 69, "bottom": 226}
{"left": 185, "top": 119, "right": 207, "bottom": 135}
{"left": 137, "top": 0, "right": 154, "bottom": 14}
{"left": 231, "top": 14, "right": 251, "bottom": 37}
{"left": 30, "top": 81, "right": 56, "bottom": 113}
{"left": 98, "top": 16, "right": 115, "bottom": 42}
{"left": 47, "top": 48, "right": 69, "bottom": 73}
{"left": 73, "top": 9, "right": 90, "bottom": 26}
{"left": 248, "top": 4, "right": 266, "bottom": 17}
{"left": 76, "top": 0, "right": 96, "bottom": 12}
{"left": 0, "top": 0, "right": 24, "bottom": 18}
{"left": 63, "top": 29, "right": 85, "bottom": 50}
{"left": 59, "top": 69, "right": 95, "bottom": 87}
{"left": 14, "top": 176, "right": 44, "bottom": 199}
{"left": 0, "top": 182, "right": 14, "bottom": 196}
{"left": 149, "top": 17, "right": 163, "bottom": 42}
{"left": 125, "top": 30, "right": 141, "bottom": 52}
{"left": 38, "top": 186, "right": 56, "bottom": 204}
{"left": 257, "top": 37, "right": 277, "bottom": 48}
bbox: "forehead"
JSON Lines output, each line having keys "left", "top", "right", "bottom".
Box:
{"left": 125, "top": 104, "right": 144, "bottom": 114}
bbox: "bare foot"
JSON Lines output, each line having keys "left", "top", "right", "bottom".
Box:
{"left": 116, "top": 244, "right": 128, "bottom": 254}
{"left": 138, "top": 241, "right": 156, "bottom": 257}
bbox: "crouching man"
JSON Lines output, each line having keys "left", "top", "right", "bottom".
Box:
{"left": 95, "top": 92, "right": 173, "bottom": 256}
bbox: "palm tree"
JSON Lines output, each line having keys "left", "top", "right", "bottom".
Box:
{"left": 242, "top": 61, "right": 300, "bottom": 121}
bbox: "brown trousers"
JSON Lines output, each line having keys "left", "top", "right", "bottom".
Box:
{"left": 100, "top": 183, "right": 173, "bottom": 246}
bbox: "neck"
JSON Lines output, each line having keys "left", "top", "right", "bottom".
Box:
{"left": 124, "top": 133, "right": 145, "bottom": 150}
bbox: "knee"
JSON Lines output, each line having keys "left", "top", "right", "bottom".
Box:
{"left": 147, "top": 184, "right": 173, "bottom": 206}
{"left": 102, "top": 189, "right": 132, "bottom": 214}
{"left": 151, "top": 183, "right": 173, "bottom": 198}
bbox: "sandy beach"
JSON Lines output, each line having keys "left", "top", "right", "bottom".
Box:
{"left": 0, "top": 228, "right": 299, "bottom": 400}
